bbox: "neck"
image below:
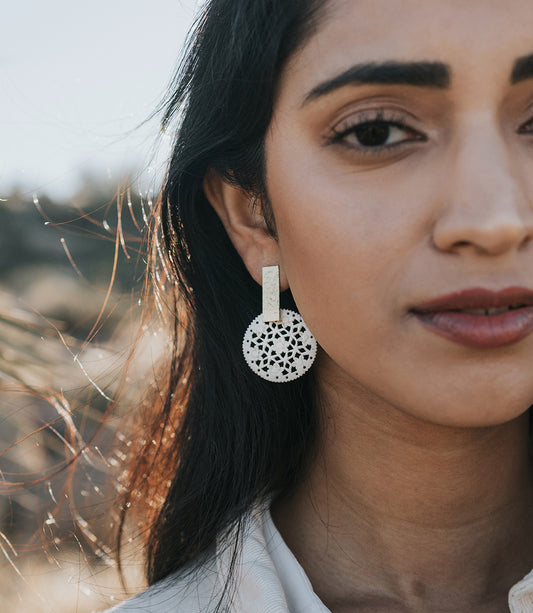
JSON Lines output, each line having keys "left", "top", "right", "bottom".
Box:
{"left": 272, "top": 358, "right": 533, "bottom": 612}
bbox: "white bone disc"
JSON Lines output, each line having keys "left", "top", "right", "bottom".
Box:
{"left": 242, "top": 308, "right": 317, "bottom": 383}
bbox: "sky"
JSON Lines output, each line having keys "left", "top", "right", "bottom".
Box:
{"left": 1, "top": 0, "right": 200, "bottom": 199}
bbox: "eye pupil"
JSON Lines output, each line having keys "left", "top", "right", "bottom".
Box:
{"left": 355, "top": 121, "right": 390, "bottom": 147}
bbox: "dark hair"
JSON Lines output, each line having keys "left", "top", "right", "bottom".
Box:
{"left": 119, "top": 0, "right": 327, "bottom": 606}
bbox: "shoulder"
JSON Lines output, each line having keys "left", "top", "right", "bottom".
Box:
{"left": 104, "top": 552, "right": 221, "bottom": 613}
{"left": 101, "top": 499, "right": 302, "bottom": 613}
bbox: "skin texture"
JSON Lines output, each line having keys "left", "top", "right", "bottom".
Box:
{"left": 204, "top": 0, "right": 533, "bottom": 610}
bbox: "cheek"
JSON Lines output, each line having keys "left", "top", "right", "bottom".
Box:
{"left": 269, "top": 191, "right": 392, "bottom": 403}
{"left": 265, "top": 139, "right": 422, "bottom": 350}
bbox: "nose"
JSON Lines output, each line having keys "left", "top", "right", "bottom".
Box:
{"left": 432, "top": 119, "right": 533, "bottom": 256}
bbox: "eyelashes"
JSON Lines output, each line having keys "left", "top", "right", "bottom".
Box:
{"left": 327, "top": 109, "right": 427, "bottom": 157}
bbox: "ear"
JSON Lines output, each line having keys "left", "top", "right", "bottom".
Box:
{"left": 203, "top": 168, "right": 289, "bottom": 290}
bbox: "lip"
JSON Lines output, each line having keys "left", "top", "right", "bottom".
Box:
{"left": 411, "top": 287, "right": 533, "bottom": 349}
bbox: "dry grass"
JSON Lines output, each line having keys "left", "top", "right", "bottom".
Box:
{"left": 0, "top": 185, "right": 162, "bottom": 611}
{"left": 0, "top": 289, "right": 150, "bottom": 612}
{"left": 1, "top": 552, "right": 127, "bottom": 613}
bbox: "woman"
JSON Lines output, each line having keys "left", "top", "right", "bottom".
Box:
{"left": 108, "top": 0, "right": 533, "bottom": 611}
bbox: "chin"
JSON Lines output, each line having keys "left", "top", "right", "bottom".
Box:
{"left": 406, "top": 393, "right": 533, "bottom": 429}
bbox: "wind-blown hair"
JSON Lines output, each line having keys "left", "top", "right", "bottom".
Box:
{"left": 119, "top": 0, "right": 327, "bottom": 604}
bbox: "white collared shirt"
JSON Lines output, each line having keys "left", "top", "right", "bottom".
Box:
{"left": 105, "top": 501, "right": 533, "bottom": 612}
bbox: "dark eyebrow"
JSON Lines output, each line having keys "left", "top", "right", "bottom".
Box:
{"left": 302, "top": 61, "right": 451, "bottom": 106}
{"left": 511, "top": 53, "right": 533, "bottom": 84}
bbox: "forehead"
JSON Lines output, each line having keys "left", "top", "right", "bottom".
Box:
{"left": 282, "top": 0, "right": 533, "bottom": 98}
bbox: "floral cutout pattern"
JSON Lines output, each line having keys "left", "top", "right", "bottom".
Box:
{"left": 242, "top": 309, "right": 317, "bottom": 382}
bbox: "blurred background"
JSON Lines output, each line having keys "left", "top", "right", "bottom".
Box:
{"left": 1, "top": 1, "right": 199, "bottom": 610}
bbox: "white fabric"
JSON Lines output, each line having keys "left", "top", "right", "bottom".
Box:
{"left": 510, "top": 568, "right": 533, "bottom": 612}
{"left": 105, "top": 500, "right": 533, "bottom": 612}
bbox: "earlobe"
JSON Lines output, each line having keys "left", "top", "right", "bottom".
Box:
{"left": 203, "top": 168, "right": 288, "bottom": 289}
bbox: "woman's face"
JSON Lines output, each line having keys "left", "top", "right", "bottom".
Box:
{"left": 265, "top": 0, "right": 533, "bottom": 427}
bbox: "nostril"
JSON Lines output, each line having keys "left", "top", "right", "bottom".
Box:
{"left": 519, "top": 235, "right": 532, "bottom": 250}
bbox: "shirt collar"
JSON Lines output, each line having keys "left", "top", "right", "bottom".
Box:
{"left": 216, "top": 499, "right": 330, "bottom": 613}
{"left": 510, "top": 568, "right": 533, "bottom": 612}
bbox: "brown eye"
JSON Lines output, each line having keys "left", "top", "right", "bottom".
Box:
{"left": 328, "top": 109, "right": 427, "bottom": 156}
{"left": 339, "top": 120, "right": 423, "bottom": 151}
{"left": 352, "top": 121, "right": 392, "bottom": 147}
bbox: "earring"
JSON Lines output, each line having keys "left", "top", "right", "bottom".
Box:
{"left": 242, "top": 265, "right": 317, "bottom": 383}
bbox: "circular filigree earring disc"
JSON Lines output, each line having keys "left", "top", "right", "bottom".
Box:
{"left": 242, "top": 308, "right": 317, "bottom": 383}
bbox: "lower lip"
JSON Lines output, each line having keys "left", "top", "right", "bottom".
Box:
{"left": 413, "top": 307, "right": 533, "bottom": 348}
